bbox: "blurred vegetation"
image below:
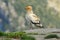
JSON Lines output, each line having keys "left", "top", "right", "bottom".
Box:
{"left": 0, "top": 31, "right": 35, "bottom": 40}
{"left": 44, "top": 34, "right": 60, "bottom": 39}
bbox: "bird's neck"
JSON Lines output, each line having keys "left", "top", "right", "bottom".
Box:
{"left": 27, "top": 10, "right": 33, "bottom": 14}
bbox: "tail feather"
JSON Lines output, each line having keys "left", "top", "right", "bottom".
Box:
{"left": 35, "top": 23, "right": 44, "bottom": 28}
{"left": 31, "top": 21, "right": 44, "bottom": 28}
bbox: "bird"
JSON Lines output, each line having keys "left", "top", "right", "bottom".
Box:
{"left": 25, "top": 6, "right": 44, "bottom": 29}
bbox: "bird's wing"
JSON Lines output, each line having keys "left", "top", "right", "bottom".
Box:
{"left": 29, "top": 13, "right": 40, "bottom": 23}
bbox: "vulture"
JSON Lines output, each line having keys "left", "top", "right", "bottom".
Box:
{"left": 25, "top": 6, "right": 44, "bottom": 28}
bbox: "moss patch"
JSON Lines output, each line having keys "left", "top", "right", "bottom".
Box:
{"left": 0, "top": 31, "right": 35, "bottom": 40}
{"left": 44, "top": 34, "right": 59, "bottom": 39}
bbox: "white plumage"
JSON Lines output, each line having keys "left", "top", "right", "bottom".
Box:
{"left": 25, "top": 6, "right": 43, "bottom": 28}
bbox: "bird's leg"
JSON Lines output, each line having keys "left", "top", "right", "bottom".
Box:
{"left": 31, "top": 23, "right": 36, "bottom": 29}
{"left": 29, "top": 22, "right": 33, "bottom": 29}
{"left": 29, "top": 22, "right": 35, "bottom": 29}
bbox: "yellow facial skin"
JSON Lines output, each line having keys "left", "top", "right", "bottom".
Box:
{"left": 25, "top": 6, "right": 32, "bottom": 11}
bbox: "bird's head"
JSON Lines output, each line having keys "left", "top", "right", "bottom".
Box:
{"left": 25, "top": 6, "right": 32, "bottom": 11}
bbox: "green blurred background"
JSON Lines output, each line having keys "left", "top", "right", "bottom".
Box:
{"left": 1, "top": 0, "right": 60, "bottom": 31}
